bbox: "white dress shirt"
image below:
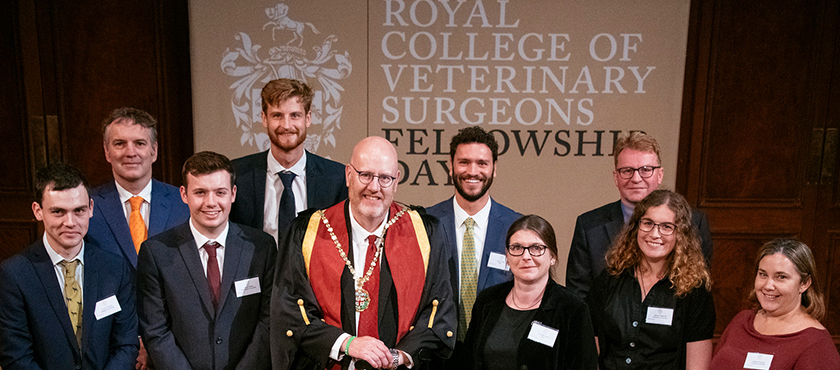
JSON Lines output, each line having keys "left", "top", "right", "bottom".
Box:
{"left": 263, "top": 150, "right": 307, "bottom": 243}
{"left": 43, "top": 235, "right": 85, "bottom": 303}
{"left": 189, "top": 219, "right": 230, "bottom": 280}
{"left": 115, "top": 179, "right": 152, "bottom": 228}
{"left": 453, "top": 197, "right": 492, "bottom": 290}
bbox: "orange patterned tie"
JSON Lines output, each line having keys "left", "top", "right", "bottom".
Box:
{"left": 129, "top": 196, "right": 147, "bottom": 253}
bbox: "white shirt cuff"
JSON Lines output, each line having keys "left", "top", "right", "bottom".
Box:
{"left": 330, "top": 333, "right": 352, "bottom": 361}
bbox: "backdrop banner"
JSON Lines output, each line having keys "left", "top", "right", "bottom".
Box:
{"left": 191, "top": 0, "right": 691, "bottom": 281}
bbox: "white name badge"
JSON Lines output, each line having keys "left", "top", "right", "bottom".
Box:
{"left": 94, "top": 295, "right": 122, "bottom": 320}
{"left": 235, "top": 277, "right": 261, "bottom": 297}
{"left": 645, "top": 306, "right": 674, "bottom": 326}
{"left": 527, "top": 321, "right": 558, "bottom": 347}
{"left": 487, "top": 252, "right": 510, "bottom": 271}
{"left": 744, "top": 352, "right": 773, "bottom": 370}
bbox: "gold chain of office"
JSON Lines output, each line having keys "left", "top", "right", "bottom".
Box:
{"left": 318, "top": 206, "right": 408, "bottom": 312}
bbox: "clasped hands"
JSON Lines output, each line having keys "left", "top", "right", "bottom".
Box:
{"left": 342, "top": 336, "right": 407, "bottom": 369}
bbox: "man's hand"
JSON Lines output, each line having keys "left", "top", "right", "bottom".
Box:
{"left": 135, "top": 337, "right": 152, "bottom": 370}
{"left": 345, "top": 336, "right": 392, "bottom": 368}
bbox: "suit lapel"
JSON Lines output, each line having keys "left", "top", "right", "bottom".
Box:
{"left": 605, "top": 201, "right": 625, "bottom": 242}
{"left": 341, "top": 202, "right": 357, "bottom": 335}
{"left": 176, "top": 227, "right": 216, "bottom": 317}
{"left": 478, "top": 200, "right": 505, "bottom": 291}
{"left": 97, "top": 182, "right": 138, "bottom": 266}
{"left": 217, "top": 224, "right": 247, "bottom": 312}
{"left": 305, "top": 151, "right": 322, "bottom": 206}
{"left": 27, "top": 242, "right": 81, "bottom": 354}
{"left": 149, "top": 179, "right": 173, "bottom": 236}
{"left": 82, "top": 246, "right": 101, "bottom": 352}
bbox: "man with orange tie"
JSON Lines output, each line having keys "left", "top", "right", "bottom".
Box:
{"left": 85, "top": 107, "right": 189, "bottom": 369}
{"left": 0, "top": 163, "right": 138, "bottom": 369}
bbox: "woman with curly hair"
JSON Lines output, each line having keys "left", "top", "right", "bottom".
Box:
{"left": 588, "top": 189, "right": 714, "bottom": 370}
{"left": 710, "top": 238, "right": 839, "bottom": 369}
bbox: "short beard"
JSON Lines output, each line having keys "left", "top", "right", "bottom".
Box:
{"left": 454, "top": 173, "right": 493, "bottom": 202}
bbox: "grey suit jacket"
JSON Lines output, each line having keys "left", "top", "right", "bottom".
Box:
{"left": 137, "top": 222, "right": 275, "bottom": 370}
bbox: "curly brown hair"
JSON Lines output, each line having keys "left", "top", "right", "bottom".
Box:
{"left": 605, "top": 189, "right": 711, "bottom": 297}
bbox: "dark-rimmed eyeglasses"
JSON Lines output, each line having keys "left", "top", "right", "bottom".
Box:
{"left": 616, "top": 166, "right": 661, "bottom": 179}
{"left": 638, "top": 218, "right": 676, "bottom": 236}
{"left": 506, "top": 244, "right": 547, "bottom": 257}
{"left": 349, "top": 164, "right": 397, "bottom": 188}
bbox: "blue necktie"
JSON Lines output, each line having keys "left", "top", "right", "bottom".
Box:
{"left": 277, "top": 171, "right": 297, "bottom": 238}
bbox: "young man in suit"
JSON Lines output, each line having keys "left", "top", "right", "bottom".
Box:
{"left": 86, "top": 107, "right": 190, "bottom": 271}
{"left": 565, "top": 132, "right": 714, "bottom": 301}
{"left": 231, "top": 79, "right": 347, "bottom": 246}
{"left": 0, "top": 163, "right": 138, "bottom": 369}
{"left": 426, "top": 126, "right": 521, "bottom": 365}
{"left": 137, "top": 151, "right": 275, "bottom": 370}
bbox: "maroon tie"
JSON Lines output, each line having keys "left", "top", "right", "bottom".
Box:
{"left": 204, "top": 241, "right": 221, "bottom": 310}
{"left": 358, "top": 235, "right": 379, "bottom": 338}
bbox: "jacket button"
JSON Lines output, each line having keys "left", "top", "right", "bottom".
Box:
{"left": 520, "top": 366, "right": 528, "bottom": 370}
{"left": 216, "top": 337, "right": 223, "bottom": 344}
{"left": 75, "top": 365, "right": 82, "bottom": 370}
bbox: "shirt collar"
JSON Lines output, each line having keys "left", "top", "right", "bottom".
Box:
{"left": 189, "top": 219, "right": 230, "bottom": 249}
{"left": 620, "top": 201, "right": 634, "bottom": 224}
{"left": 115, "top": 178, "right": 152, "bottom": 204}
{"left": 43, "top": 234, "right": 85, "bottom": 266}
{"left": 453, "top": 196, "right": 492, "bottom": 230}
{"left": 267, "top": 149, "right": 307, "bottom": 177}
{"left": 348, "top": 204, "right": 388, "bottom": 244}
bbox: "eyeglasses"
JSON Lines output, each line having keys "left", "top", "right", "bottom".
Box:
{"left": 506, "top": 244, "right": 547, "bottom": 257}
{"left": 638, "top": 218, "right": 676, "bottom": 236}
{"left": 616, "top": 166, "right": 661, "bottom": 179}
{"left": 349, "top": 164, "right": 397, "bottom": 188}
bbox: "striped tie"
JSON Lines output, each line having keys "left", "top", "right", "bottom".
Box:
{"left": 60, "top": 260, "right": 83, "bottom": 348}
{"left": 459, "top": 217, "right": 477, "bottom": 341}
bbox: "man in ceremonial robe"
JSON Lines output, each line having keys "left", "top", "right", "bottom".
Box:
{"left": 270, "top": 136, "right": 456, "bottom": 370}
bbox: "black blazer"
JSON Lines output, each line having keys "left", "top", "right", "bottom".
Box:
{"left": 458, "top": 279, "right": 598, "bottom": 370}
{"left": 230, "top": 150, "right": 347, "bottom": 233}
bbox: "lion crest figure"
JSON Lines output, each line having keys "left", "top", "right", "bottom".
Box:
{"left": 263, "top": 2, "right": 319, "bottom": 46}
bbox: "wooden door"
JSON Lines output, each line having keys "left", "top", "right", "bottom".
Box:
{"left": 0, "top": 0, "right": 194, "bottom": 262}
{"left": 678, "top": 0, "right": 840, "bottom": 347}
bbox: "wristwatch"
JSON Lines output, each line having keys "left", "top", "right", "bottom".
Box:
{"left": 389, "top": 348, "right": 400, "bottom": 369}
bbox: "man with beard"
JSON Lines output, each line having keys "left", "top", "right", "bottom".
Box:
{"left": 426, "top": 126, "right": 521, "bottom": 364}
{"left": 270, "top": 136, "right": 455, "bottom": 370}
{"left": 231, "top": 79, "right": 347, "bottom": 247}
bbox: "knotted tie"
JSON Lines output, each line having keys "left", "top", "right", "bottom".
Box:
{"left": 357, "top": 235, "right": 380, "bottom": 338}
{"left": 128, "top": 196, "right": 147, "bottom": 253}
{"left": 60, "top": 260, "right": 83, "bottom": 348}
{"left": 204, "top": 241, "right": 221, "bottom": 310}
{"left": 277, "top": 171, "right": 297, "bottom": 237}
{"left": 459, "top": 217, "right": 477, "bottom": 341}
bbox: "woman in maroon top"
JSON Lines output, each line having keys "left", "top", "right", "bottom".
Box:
{"left": 711, "top": 239, "right": 840, "bottom": 369}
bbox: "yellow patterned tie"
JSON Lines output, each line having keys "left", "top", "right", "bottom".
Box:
{"left": 60, "top": 260, "right": 83, "bottom": 348}
{"left": 459, "top": 217, "right": 477, "bottom": 341}
{"left": 128, "top": 196, "right": 147, "bottom": 254}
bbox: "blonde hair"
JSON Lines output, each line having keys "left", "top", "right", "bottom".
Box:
{"left": 748, "top": 238, "right": 826, "bottom": 320}
{"left": 605, "top": 190, "right": 711, "bottom": 297}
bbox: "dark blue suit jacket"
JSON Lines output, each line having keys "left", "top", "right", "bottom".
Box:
{"left": 426, "top": 197, "right": 521, "bottom": 299}
{"left": 0, "top": 240, "right": 138, "bottom": 370}
{"left": 86, "top": 179, "right": 190, "bottom": 270}
{"left": 137, "top": 222, "right": 275, "bottom": 370}
{"left": 565, "top": 200, "right": 714, "bottom": 301}
{"left": 230, "top": 150, "right": 347, "bottom": 238}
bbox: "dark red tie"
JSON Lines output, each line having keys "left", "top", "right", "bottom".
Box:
{"left": 358, "top": 235, "right": 379, "bottom": 338}
{"left": 204, "top": 241, "right": 221, "bottom": 310}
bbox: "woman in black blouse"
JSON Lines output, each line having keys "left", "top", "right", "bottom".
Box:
{"left": 589, "top": 189, "right": 714, "bottom": 370}
{"left": 459, "top": 215, "right": 598, "bottom": 370}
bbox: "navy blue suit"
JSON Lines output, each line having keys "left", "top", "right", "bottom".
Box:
{"left": 426, "top": 197, "right": 521, "bottom": 304}
{"left": 137, "top": 222, "right": 275, "bottom": 370}
{"left": 230, "top": 150, "right": 347, "bottom": 238}
{"left": 0, "top": 241, "right": 138, "bottom": 370}
{"left": 565, "top": 200, "right": 714, "bottom": 301}
{"left": 86, "top": 179, "right": 190, "bottom": 270}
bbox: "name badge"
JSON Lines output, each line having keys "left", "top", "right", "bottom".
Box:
{"left": 527, "top": 321, "right": 558, "bottom": 347}
{"left": 744, "top": 352, "right": 773, "bottom": 370}
{"left": 487, "top": 252, "right": 509, "bottom": 271}
{"left": 235, "top": 277, "right": 261, "bottom": 297}
{"left": 94, "top": 295, "right": 122, "bottom": 320}
{"left": 645, "top": 306, "right": 674, "bottom": 326}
